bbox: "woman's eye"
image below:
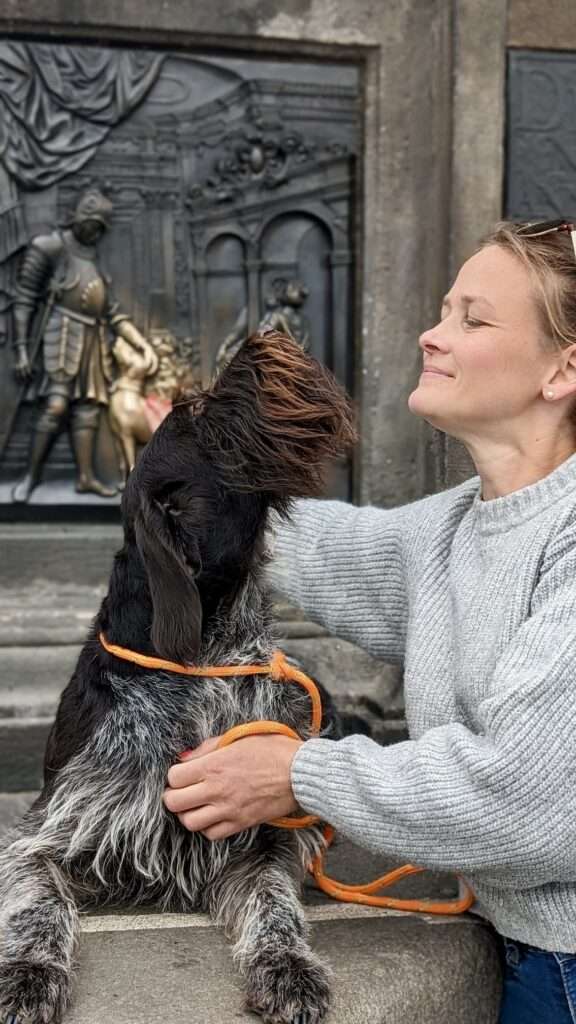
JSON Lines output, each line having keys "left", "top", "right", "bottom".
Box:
{"left": 463, "top": 316, "right": 484, "bottom": 328}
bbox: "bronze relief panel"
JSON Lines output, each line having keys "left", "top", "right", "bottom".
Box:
{"left": 0, "top": 41, "right": 360, "bottom": 511}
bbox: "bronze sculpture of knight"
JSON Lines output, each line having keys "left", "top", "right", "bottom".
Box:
{"left": 12, "top": 188, "right": 149, "bottom": 502}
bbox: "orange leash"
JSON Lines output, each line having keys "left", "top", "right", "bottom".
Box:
{"left": 99, "top": 633, "right": 474, "bottom": 916}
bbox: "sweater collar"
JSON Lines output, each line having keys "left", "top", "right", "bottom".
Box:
{"left": 470, "top": 451, "right": 576, "bottom": 533}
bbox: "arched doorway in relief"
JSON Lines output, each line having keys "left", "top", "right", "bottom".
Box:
{"left": 259, "top": 213, "right": 334, "bottom": 373}
{"left": 205, "top": 233, "right": 247, "bottom": 369}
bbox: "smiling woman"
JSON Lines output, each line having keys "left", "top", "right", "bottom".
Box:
{"left": 163, "top": 221, "right": 576, "bottom": 1024}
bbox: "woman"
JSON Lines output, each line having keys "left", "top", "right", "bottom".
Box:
{"left": 163, "top": 220, "right": 576, "bottom": 1021}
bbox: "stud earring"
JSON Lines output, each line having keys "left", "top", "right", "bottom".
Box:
{"left": 546, "top": 389, "right": 555, "bottom": 399}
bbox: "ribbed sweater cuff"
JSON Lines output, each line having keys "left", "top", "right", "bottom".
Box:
{"left": 291, "top": 738, "right": 340, "bottom": 817}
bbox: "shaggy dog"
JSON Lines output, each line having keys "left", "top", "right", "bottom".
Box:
{"left": 0, "top": 331, "right": 356, "bottom": 1024}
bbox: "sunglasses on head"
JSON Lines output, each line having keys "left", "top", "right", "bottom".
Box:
{"left": 517, "top": 219, "right": 576, "bottom": 258}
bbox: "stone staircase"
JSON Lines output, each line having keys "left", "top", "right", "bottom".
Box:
{"left": 0, "top": 523, "right": 502, "bottom": 1023}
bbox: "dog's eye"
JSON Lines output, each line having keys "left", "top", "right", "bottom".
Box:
{"left": 154, "top": 498, "right": 183, "bottom": 518}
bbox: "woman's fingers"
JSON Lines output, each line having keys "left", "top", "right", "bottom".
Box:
{"left": 202, "top": 822, "right": 239, "bottom": 841}
{"left": 166, "top": 757, "right": 206, "bottom": 789}
{"left": 178, "top": 805, "right": 227, "bottom": 833}
{"left": 163, "top": 781, "right": 213, "bottom": 814}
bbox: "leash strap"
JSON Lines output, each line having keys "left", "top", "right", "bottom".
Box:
{"left": 99, "top": 632, "right": 475, "bottom": 915}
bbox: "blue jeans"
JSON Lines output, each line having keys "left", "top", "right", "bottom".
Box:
{"left": 499, "top": 937, "right": 576, "bottom": 1023}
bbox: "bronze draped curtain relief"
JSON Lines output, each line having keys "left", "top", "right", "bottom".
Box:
{"left": 0, "top": 42, "right": 163, "bottom": 191}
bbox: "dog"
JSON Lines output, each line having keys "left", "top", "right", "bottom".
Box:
{"left": 0, "top": 330, "right": 357, "bottom": 1024}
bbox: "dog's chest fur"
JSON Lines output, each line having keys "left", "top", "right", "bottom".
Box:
{"left": 30, "top": 661, "right": 318, "bottom": 912}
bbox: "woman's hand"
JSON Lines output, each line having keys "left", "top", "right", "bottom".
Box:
{"left": 143, "top": 394, "right": 172, "bottom": 432}
{"left": 163, "top": 734, "right": 303, "bottom": 840}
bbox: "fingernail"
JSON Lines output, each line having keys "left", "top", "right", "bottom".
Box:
{"left": 178, "top": 749, "right": 194, "bottom": 761}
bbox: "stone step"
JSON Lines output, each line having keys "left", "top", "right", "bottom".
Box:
{"left": 0, "top": 646, "right": 79, "bottom": 717}
{"left": 68, "top": 906, "right": 501, "bottom": 1024}
{"left": 0, "top": 524, "right": 122, "bottom": 589}
{"left": 0, "top": 590, "right": 102, "bottom": 648}
{"left": 0, "top": 718, "right": 53, "bottom": 791}
{"left": 0, "top": 793, "right": 502, "bottom": 1024}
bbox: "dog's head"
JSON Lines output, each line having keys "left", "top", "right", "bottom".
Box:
{"left": 122, "top": 330, "right": 356, "bottom": 663}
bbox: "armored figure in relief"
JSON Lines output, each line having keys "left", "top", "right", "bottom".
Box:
{"left": 12, "top": 189, "right": 151, "bottom": 503}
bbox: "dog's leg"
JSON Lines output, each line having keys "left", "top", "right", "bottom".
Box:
{"left": 209, "top": 835, "right": 331, "bottom": 1024}
{"left": 0, "top": 827, "right": 79, "bottom": 1024}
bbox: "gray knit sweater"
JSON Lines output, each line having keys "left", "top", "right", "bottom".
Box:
{"left": 269, "top": 452, "right": 576, "bottom": 951}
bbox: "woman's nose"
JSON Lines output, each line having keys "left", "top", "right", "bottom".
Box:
{"left": 419, "top": 321, "right": 446, "bottom": 353}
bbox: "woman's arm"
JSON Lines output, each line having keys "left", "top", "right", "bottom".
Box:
{"left": 291, "top": 527, "right": 576, "bottom": 886}
{"left": 267, "top": 498, "right": 414, "bottom": 665}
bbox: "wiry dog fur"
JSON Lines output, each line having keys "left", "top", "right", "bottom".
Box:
{"left": 0, "top": 331, "right": 357, "bottom": 1024}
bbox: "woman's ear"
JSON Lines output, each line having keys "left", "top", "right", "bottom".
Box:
{"left": 135, "top": 494, "right": 202, "bottom": 664}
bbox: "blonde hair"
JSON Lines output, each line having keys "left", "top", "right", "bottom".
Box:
{"left": 481, "top": 221, "right": 576, "bottom": 353}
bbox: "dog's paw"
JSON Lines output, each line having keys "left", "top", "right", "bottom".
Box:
{"left": 0, "top": 961, "right": 71, "bottom": 1024}
{"left": 245, "top": 949, "right": 331, "bottom": 1024}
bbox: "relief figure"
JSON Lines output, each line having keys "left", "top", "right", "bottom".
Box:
{"left": 215, "top": 277, "right": 309, "bottom": 372}
{"left": 108, "top": 330, "right": 190, "bottom": 487}
{"left": 12, "top": 189, "right": 150, "bottom": 502}
{"left": 108, "top": 337, "right": 158, "bottom": 489}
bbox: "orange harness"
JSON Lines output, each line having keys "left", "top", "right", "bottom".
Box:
{"left": 99, "top": 633, "right": 474, "bottom": 916}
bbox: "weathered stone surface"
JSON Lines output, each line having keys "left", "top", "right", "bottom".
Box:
{"left": 0, "top": 718, "right": 51, "bottom": 791}
{"left": 62, "top": 913, "right": 500, "bottom": 1024}
{"left": 508, "top": 0, "right": 576, "bottom": 49}
{"left": 0, "top": 646, "right": 78, "bottom": 716}
{"left": 282, "top": 634, "right": 402, "bottom": 707}
{"left": 430, "top": 0, "right": 508, "bottom": 494}
{"left": 450, "top": 0, "right": 507, "bottom": 276}
{"left": 0, "top": 791, "right": 38, "bottom": 834}
{"left": 0, "top": 525, "right": 121, "bottom": 589}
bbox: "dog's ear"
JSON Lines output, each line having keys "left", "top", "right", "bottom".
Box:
{"left": 135, "top": 494, "right": 202, "bottom": 664}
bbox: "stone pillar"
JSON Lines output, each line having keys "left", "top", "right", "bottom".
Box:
{"left": 439, "top": 0, "right": 508, "bottom": 490}
{"left": 329, "top": 249, "right": 352, "bottom": 387}
{"left": 194, "top": 263, "right": 211, "bottom": 385}
{"left": 245, "top": 257, "right": 262, "bottom": 335}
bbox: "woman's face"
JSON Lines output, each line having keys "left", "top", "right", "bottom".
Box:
{"left": 408, "top": 244, "right": 559, "bottom": 440}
